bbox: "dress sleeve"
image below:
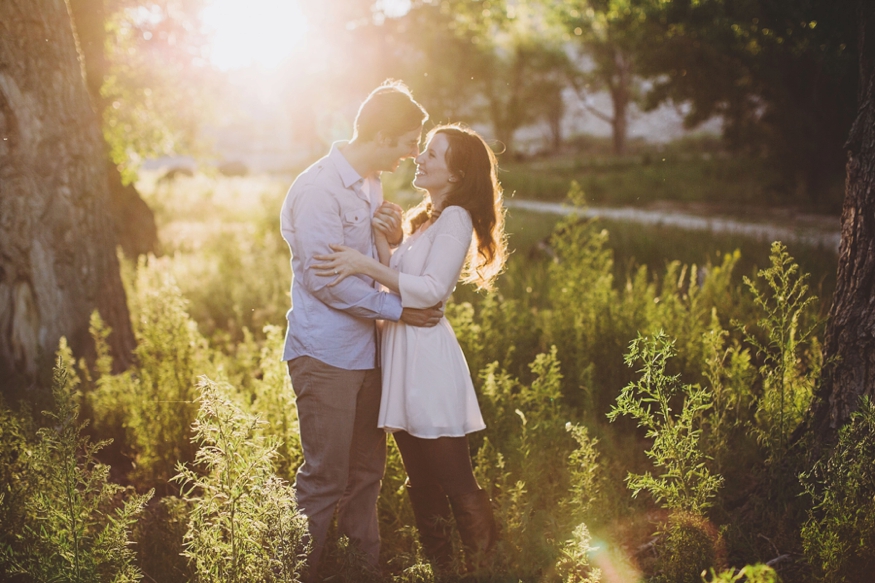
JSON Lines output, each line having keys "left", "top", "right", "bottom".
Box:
{"left": 398, "top": 206, "right": 473, "bottom": 309}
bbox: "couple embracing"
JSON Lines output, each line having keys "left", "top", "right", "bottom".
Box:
{"left": 280, "top": 80, "right": 507, "bottom": 580}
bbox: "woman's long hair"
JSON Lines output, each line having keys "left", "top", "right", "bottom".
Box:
{"left": 406, "top": 124, "right": 507, "bottom": 291}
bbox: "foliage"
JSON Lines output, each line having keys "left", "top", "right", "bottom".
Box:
{"left": 700, "top": 316, "right": 756, "bottom": 475}
{"left": 0, "top": 395, "right": 33, "bottom": 580}
{"left": 126, "top": 260, "right": 208, "bottom": 490}
{"left": 635, "top": 0, "right": 857, "bottom": 202}
{"left": 132, "top": 496, "right": 194, "bottom": 583}
{"left": 246, "top": 325, "right": 302, "bottom": 480}
{"left": 469, "top": 347, "right": 604, "bottom": 581}
{"left": 425, "top": 0, "right": 574, "bottom": 152}
{"left": 737, "top": 242, "right": 821, "bottom": 462}
{"left": 553, "top": 522, "right": 602, "bottom": 583}
{"left": 655, "top": 511, "right": 724, "bottom": 583}
{"left": 101, "top": 0, "right": 213, "bottom": 181}
{"left": 172, "top": 377, "right": 308, "bottom": 583}
{"left": 706, "top": 563, "right": 780, "bottom": 583}
{"left": 551, "top": 0, "right": 645, "bottom": 154}
{"left": 608, "top": 332, "right": 723, "bottom": 515}
{"left": 1, "top": 351, "right": 152, "bottom": 583}
{"left": 800, "top": 397, "right": 875, "bottom": 582}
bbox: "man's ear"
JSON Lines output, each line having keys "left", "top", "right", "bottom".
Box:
{"left": 374, "top": 130, "right": 393, "bottom": 147}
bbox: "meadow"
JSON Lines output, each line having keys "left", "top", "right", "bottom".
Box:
{"left": 2, "top": 163, "right": 872, "bottom": 583}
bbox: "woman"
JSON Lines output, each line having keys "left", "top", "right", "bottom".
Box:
{"left": 313, "top": 124, "right": 507, "bottom": 570}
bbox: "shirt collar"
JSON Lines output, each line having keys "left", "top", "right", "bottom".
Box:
{"left": 328, "top": 142, "right": 365, "bottom": 190}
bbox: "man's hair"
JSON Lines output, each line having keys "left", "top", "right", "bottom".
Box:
{"left": 352, "top": 80, "right": 428, "bottom": 143}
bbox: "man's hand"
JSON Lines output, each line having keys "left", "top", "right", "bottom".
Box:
{"left": 373, "top": 201, "right": 404, "bottom": 247}
{"left": 400, "top": 302, "right": 443, "bottom": 327}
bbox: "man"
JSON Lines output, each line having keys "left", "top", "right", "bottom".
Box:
{"left": 280, "top": 80, "right": 439, "bottom": 579}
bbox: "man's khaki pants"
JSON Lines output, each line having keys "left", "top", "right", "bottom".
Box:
{"left": 287, "top": 356, "right": 386, "bottom": 578}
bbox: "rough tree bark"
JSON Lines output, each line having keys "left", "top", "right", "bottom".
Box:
{"left": 809, "top": 0, "right": 875, "bottom": 441}
{"left": 69, "top": 0, "right": 159, "bottom": 258}
{"left": 0, "top": 0, "right": 135, "bottom": 388}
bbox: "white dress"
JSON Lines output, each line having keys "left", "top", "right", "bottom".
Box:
{"left": 378, "top": 206, "right": 486, "bottom": 438}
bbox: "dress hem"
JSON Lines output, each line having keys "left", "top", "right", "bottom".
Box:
{"left": 380, "top": 424, "right": 486, "bottom": 439}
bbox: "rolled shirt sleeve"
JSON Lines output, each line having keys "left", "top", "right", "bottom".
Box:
{"left": 291, "top": 187, "right": 403, "bottom": 321}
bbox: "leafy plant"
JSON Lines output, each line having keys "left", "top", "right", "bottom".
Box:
{"left": 706, "top": 563, "right": 780, "bottom": 583}
{"left": 737, "top": 242, "right": 821, "bottom": 461}
{"left": 607, "top": 331, "right": 723, "bottom": 515}
{"left": 126, "top": 261, "right": 209, "bottom": 490}
{"left": 173, "top": 377, "right": 308, "bottom": 583}
{"left": 800, "top": 397, "right": 875, "bottom": 582}
{"left": 2, "top": 350, "right": 152, "bottom": 583}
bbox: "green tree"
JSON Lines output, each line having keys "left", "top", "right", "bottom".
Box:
{"left": 426, "top": 0, "right": 573, "bottom": 153}
{"left": 635, "top": 0, "right": 858, "bottom": 205}
{"left": 552, "top": 0, "right": 646, "bottom": 155}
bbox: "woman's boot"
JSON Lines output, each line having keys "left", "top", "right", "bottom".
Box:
{"left": 406, "top": 481, "right": 454, "bottom": 569}
{"left": 449, "top": 488, "right": 497, "bottom": 571}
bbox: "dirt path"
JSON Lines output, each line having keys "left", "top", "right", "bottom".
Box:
{"left": 506, "top": 199, "right": 841, "bottom": 252}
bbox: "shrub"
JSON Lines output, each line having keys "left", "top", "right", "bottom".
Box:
{"left": 737, "top": 242, "right": 821, "bottom": 462}
{"left": 173, "top": 377, "right": 308, "bottom": 583}
{"left": 2, "top": 351, "right": 152, "bottom": 583}
{"left": 800, "top": 397, "right": 875, "bottom": 582}
{"left": 473, "top": 348, "right": 601, "bottom": 581}
{"left": 706, "top": 563, "right": 780, "bottom": 582}
{"left": 126, "top": 260, "right": 209, "bottom": 490}
{"left": 247, "top": 325, "right": 302, "bottom": 481}
{"left": 655, "top": 511, "right": 724, "bottom": 583}
{"left": 608, "top": 331, "right": 723, "bottom": 515}
{"left": 133, "top": 496, "right": 193, "bottom": 583}
{"left": 0, "top": 395, "right": 33, "bottom": 580}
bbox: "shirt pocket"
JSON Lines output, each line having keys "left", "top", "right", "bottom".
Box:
{"left": 343, "top": 210, "right": 368, "bottom": 225}
{"left": 342, "top": 210, "right": 371, "bottom": 242}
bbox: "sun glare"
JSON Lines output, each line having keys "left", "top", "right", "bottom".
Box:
{"left": 201, "top": 0, "right": 309, "bottom": 70}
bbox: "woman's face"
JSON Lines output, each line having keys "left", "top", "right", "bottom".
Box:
{"left": 413, "top": 133, "right": 454, "bottom": 195}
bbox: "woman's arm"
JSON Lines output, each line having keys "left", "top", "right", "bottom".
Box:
{"left": 373, "top": 227, "right": 392, "bottom": 266}
{"left": 313, "top": 244, "right": 400, "bottom": 293}
{"left": 396, "top": 207, "right": 472, "bottom": 308}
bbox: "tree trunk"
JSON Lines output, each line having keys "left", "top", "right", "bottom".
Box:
{"left": 610, "top": 48, "right": 631, "bottom": 156}
{"left": 69, "top": 0, "right": 159, "bottom": 258}
{"left": 0, "top": 0, "right": 135, "bottom": 389}
{"left": 809, "top": 0, "right": 875, "bottom": 442}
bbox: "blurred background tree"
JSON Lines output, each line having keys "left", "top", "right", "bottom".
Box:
{"left": 552, "top": 0, "right": 647, "bottom": 155}
{"left": 634, "top": 0, "right": 858, "bottom": 204}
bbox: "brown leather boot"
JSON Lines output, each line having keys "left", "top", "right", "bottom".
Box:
{"left": 448, "top": 488, "right": 497, "bottom": 571}
{"left": 406, "top": 481, "right": 454, "bottom": 569}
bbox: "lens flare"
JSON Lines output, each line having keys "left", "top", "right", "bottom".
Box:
{"left": 201, "top": 0, "right": 309, "bottom": 69}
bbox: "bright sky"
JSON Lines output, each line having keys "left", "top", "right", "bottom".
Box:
{"left": 200, "top": 0, "right": 310, "bottom": 70}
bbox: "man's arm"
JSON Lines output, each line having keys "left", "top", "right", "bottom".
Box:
{"left": 284, "top": 187, "right": 402, "bottom": 321}
{"left": 400, "top": 303, "right": 443, "bottom": 327}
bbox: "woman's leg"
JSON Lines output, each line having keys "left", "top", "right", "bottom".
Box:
{"left": 394, "top": 432, "right": 478, "bottom": 496}
{"left": 393, "top": 431, "right": 454, "bottom": 568}
{"left": 395, "top": 432, "right": 496, "bottom": 570}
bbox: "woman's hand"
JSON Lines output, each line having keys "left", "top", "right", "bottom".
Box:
{"left": 372, "top": 201, "right": 403, "bottom": 246}
{"left": 313, "top": 244, "right": 368, "bottom": 287}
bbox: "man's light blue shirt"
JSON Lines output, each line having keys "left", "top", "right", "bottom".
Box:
{"left": 280, "top": 143, "right": 403, "bottom": 369}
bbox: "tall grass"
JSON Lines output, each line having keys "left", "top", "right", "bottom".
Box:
{"left": 2, "top": 172, "right": 856, "bottom": 583}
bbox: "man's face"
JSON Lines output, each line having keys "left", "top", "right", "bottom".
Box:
{"left": 378, "top": 126, "right": 422, "bottom": 172}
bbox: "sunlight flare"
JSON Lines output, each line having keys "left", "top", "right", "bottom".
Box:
{"left": 201, "top": 0, "right": 309, "bottom": 69}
